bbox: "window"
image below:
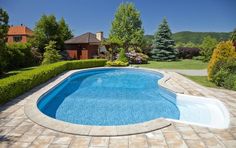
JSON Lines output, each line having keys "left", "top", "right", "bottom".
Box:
{"left": 13, "top": 36, "right": 22, "bottom": 42}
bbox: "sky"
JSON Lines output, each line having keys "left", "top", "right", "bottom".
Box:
{"left": 1, "top": 0, "right": 236, "bottom": 37}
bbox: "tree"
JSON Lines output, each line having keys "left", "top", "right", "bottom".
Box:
{"left": 31, "top": 15, "right": 72, "bottom": 52}
{"left": 0, "top": 8, "right": 9, "bottom": 74}
{"left": 42, "top": 41, "right": 62, "bottom": 65}
{"left": 109, "top": 2, "right": 144, "bottom": 52}
{"left": 200, "top": 36, "right": 218, "bottom": 62}
{"left": 175, "top": 42, "right": 199, "bottom": 48}
{"left": 58, "top": 18, "right": 73, "bottom": 42}
{"left": 151, "top": 18, "right": 177, "bottom": 61}
{"left": 102, "top": 36, "right": 123, "bottom": 61}
{"left": 231, "top": 28, "right": 236, "bottom": 47}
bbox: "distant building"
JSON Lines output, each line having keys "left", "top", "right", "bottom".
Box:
{"left": 7, "top": 24, "right": 33, "bottom": 44}
{"left": 64, "top": 32, "right": 107, "bottom": 59}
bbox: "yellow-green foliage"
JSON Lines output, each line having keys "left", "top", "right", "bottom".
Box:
{"left": 106, "top": 60, "right": 129, "bottom": 67}
{"left": 208, "top": 41, "right": 236, "bottom": 80}
{"left": 0, "top": 59, "right": 107, "bottom": 104}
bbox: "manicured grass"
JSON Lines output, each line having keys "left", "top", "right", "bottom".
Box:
{"left": 184, "top": 75, "right": 218, "bottom": 88}
{"left": 0, "top": 66, "right": 38, "bottom": 79}
{"left": 135, "top": 59, "right": 208, "bottom": 69}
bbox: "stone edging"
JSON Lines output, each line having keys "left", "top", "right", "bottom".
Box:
{"left": 24, "top": 67, "right": 175, "bottom": 136}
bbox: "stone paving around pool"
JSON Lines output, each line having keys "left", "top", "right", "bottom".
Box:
{"left": 1, "top": 70, "right": 236, "bottom": 148}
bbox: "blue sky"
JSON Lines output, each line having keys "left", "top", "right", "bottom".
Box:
{"left": 1, "top": 0, "right": 235, "bottom": 37}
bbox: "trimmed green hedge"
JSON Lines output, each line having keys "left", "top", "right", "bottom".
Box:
{"left": 0, "top": 59, "right": 107, "bottom": 104}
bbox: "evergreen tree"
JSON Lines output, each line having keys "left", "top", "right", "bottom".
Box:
{"left": 42, "top": 41, "right": 62, "bottom": 65}
{"left": 109, "top": 2, "right": 144, "bottom": 52}
{"left": 0, "top": 8, "right": 9, "bottom": 74}
{"left": 151, "top": 18, "right": 177, "bottom": 61}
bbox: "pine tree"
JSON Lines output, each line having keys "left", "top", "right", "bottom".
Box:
{"left": 151, "top": 18, "right": 177, "bottom": 61}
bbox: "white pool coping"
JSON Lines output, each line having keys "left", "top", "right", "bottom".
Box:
{"left": 24, "top": 67, "right": 230, "bottom": 136}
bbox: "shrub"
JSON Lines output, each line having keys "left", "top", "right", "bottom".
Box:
{"left": 117, "top": 48, "right": 128, "bottom": 63}
{"left": 200, "top": 36, "right": 218, "bottom": 62}
{"left": 0, "top": 59, "right": 107, "bottom": 104}
{"left": 224, "top": 74, "right": 236, "bottom": 90}
{"left": 208, "top": 41, "right": 236, "bottom": 80}
{"left": 42, "top": 41, "right": 62, "bottom": 65}
{"left": 211, "top": 58, "right": 236, "bottom": 90}
{"left": 177, "top": 47, "right": 200, "bottom": 59}
{"left": 6, "top": 43, "right": 39, "bottom": 70}
{"left": 126, "top": 50, "right": 148, "bottom": 64}
{"left": 106, "top": 60, "right": 128, "bottom": 67}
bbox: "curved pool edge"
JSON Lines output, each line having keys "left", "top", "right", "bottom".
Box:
{"left": 24, "top": 67, "right": 230, "bottom": 136}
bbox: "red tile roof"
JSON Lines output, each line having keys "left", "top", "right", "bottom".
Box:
{"left": 8, "top": 26, "right": 33, "bottom": 36}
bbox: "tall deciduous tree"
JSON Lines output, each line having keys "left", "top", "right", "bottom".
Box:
{"left": 200, "top": 36, "right": 218, "bottom": 62}
{"left": 0, "top": 8, "right": 9, "bottom": 74}
{"left": 109, "top": 2, "right": 144, "bottom": 52}
{"left": 58, "top": 18, "right": 73, "bottom": 42}
{"left": 31, "top": 15, "right": 73, "bottom": 52}
{"left": 151, "top": 18, "right": 177, "bottom": 61}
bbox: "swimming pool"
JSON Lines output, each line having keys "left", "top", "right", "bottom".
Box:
{"left": 25, "top": 67, "right": 229, "bottom": 135}
{"left": 38, "top": 68, "right": 180, "bottom": 126}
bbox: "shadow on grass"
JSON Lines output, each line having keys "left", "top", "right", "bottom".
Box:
{"left": 0, "top": 66, "right": 38, "bottom": 79}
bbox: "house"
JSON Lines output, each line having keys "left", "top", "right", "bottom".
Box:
{"left": 64, "top": 32, "right": 106, "bottom": 59}
{"left": 7, "top": 24, "right": 33, "bottom": 44}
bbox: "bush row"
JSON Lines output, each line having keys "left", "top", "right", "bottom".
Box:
{"left": 177, "top": 47, "right": 200, "bottom": 59}
{"left": 0, "top": 59, "right": 107, "bottom": 104}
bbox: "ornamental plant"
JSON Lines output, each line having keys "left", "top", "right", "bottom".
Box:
{"left": 42, "top": 41, "right": 62, "bottom": 65}
{"left": 208, "top": 41, "right": 236, "bottom": 80}
{"left": 126, "top": 50, "right": 148, "bottom": 64}
{"left": 117, "top": 48, "right": 128, "bottom": 63}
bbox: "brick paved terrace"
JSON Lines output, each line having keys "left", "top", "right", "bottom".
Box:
{"left": 1, "top": 71, "right": 236, "bottom": 148}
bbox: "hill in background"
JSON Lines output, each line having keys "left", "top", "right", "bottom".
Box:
{"left": 145, "top": 31, "right": 231, "bottom": 44}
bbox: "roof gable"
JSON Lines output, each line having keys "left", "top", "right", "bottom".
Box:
{"left": 8, "top": 26, "right": 33, "bottom": 36}
{"left": 64, "top": 32, "right": 101, "bottom": 44}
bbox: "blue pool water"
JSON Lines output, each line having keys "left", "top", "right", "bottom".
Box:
{"left": 38, "top": 68, "right": 180, "bottom": 126}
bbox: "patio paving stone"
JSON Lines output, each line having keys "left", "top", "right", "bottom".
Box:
{"left": 0, "top": 70, "right": 236, "bottom": 147}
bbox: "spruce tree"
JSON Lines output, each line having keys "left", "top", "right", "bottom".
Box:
{"left": 151, "top": 18, "right": 177, "bottom": 61}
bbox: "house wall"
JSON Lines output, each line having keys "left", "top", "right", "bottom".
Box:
{"left": 66, "top": 50, "right": 78, "bottom": 59}
{"left": 7, "top": 35, "right": 28, "bottom": 44}
{"left": 65, "top": 44, "right": 99, "bottom": 60}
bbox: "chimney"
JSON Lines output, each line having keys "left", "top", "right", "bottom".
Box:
{"left": 21, "top": 24, "right": 23, "bottom": 26}
{"left": 96, "top": 31, "right": 103, "bottom": 41}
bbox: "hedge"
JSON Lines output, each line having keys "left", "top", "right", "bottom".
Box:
{"left": 0, "top": 59, "right": 107, "bottom": 104}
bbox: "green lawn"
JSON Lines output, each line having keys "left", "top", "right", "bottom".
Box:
{"left": 183, "top": 75, "right": 219, "bottom": 88}
{"left": 135, "top": 59, "right": 208, "bottom": 69}
{"left": 0, "top": 66, "right": 38, "bottom": 79}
